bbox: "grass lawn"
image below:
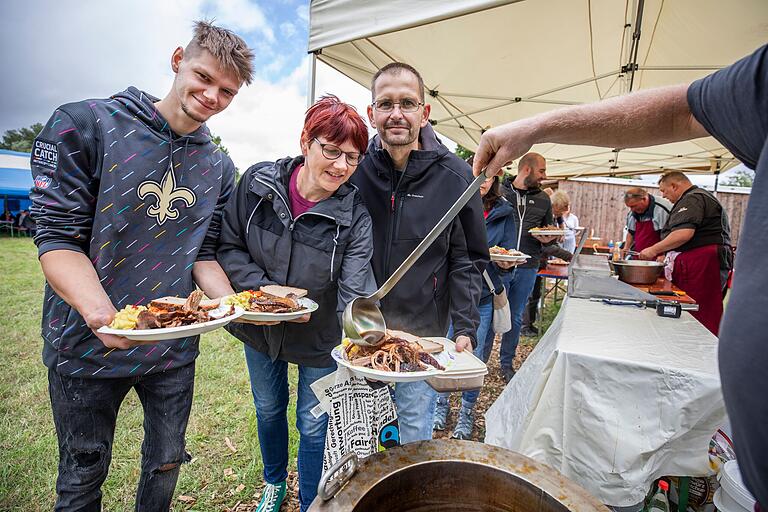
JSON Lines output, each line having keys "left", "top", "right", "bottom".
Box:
{"left": 0, "top": 237, "right": 299, "bottom": 511}
{"left": 0, "top": 237, "right": 560, "bottom": 511}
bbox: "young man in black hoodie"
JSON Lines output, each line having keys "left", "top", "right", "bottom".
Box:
{"left": 350, "top": 62, "right": 488, "bottom": 444}
{"left": 30, "top": 22, "right": 253, "bottom": 511}
{"left": 499, "top": 153, "right": 558, "bottom": 382}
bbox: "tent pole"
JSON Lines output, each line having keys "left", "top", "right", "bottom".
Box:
{"left": 713, "top": 158, "right": 722, "bottom": 194}
{"left": 627, "top": 0, "right": 645, "bottom": 92}
{"left": 307, "top": 51, "right": 318, "bottom": 108}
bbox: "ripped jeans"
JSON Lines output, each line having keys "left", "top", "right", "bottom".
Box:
{"left": 48, "top": 363, "right": 195, "bottom": 511}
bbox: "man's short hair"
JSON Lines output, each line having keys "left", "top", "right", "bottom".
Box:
{"left": 518, "top": 152, "right": 543, "bottom": 172}
{"left": 371, "top": 62, "right": 425, "bottom": 102}
{"left": 658, "top": 170, "right": 691, "bottom": 186}
{"left": 185, "top": 20, "right": 255, "bottom": 86}
{"left": 623, "top": 187, "right": 648, "bottom": 202}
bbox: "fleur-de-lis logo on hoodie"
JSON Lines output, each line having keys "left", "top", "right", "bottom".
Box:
{"left": 137, "top": 169, "right": 196, "bottom": 225}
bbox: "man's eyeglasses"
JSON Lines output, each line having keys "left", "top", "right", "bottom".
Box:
{"left": 312, "top": 138, "right": 365, "bottom": 166}
{"left": 372, "top": 98, "right": 424, "bottom": 113}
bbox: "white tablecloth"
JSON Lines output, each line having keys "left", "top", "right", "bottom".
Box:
{"left": 485, "top": 296, "right": 725, "bottom": 506}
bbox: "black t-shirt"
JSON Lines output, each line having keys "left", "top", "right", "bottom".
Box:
{"left": 661, "top": 186, "right": 730, "bottom": 251}
{"left": 689, "top": 44, "right": 768, "bottom": 506}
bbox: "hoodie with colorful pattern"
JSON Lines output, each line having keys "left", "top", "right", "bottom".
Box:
{"left": 30, "top": 86, "right": 235, "bottom": 378}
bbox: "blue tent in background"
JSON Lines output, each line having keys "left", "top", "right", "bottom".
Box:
{"left": 0, "top": 149, "right": 33, "bottom": 214}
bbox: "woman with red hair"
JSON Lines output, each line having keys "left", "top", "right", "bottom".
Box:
{"left": 217, "top": 95, "right": 375, "bottom": 512}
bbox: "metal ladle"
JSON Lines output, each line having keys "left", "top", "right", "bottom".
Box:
{"left": 342, "top": 169, "right": 490, "bottom": 346}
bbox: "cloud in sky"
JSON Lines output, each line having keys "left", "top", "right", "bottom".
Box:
{"left": 0, "top": 0, "right": 374, "bottom": 170}
{"left": 201, "top": 0, "right": 275, "bottom": 42}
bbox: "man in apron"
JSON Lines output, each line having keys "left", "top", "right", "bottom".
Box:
{"left": 638, "top": 172, "right": 732, "bottom": 335}
{"left": 624, "top": 188, "right": 672, "bottom": 253}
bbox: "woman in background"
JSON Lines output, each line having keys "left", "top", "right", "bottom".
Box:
{"left": 434, "top": 174, "right": 518, "bottom": 440}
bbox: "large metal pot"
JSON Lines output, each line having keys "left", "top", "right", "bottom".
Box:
{"left": 612, "top": 260, "right": 664, "bottom": 284}
{"left": 310, "top": 440, "right": 607, "bottom": 512}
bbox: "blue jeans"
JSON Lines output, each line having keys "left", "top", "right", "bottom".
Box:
{"left": 48, "top": 363, "right": 195, "bottom": 512}
{"left": 462, "top": 298, "right": 494, "bottom": 407}
{"left": 393, "top": 380, "right": 437, "bottom": 444}
{"left": 438, "top": 299, "right": 494, "bottom": 409}
{"left": 500, "top": 267, "right": 539, "bottom": 371}
{"left": 244, "top": 346, "right": 335, "bottom": 512}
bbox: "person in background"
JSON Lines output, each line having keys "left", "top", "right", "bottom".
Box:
{"left": 217, "top": 96, "right": 376, "bottom": 512}
{"left": 550, "top": 190, "right": 578, "bottom": 253}
{"left": 520, "top": 190, "right": 573, "bottom": 338}
{"left": 2, "top": 210, "right": 13, "bottom": 223}
{"left": 499, "top": 153, "right": 558, "bottom": 382}
{"left": 351, "top": 62, "right": 488, "bottom": 444}
{"left": 30, "top": 21, "right": 253, "bottom": 511}
{"left": 471, "top": 45, "right": 766, "bottom": 506}
{"left": 16, "top": 209, "right": 36, "bottom": 236}
{"left": 434, "top": 174, "right": 517, "bottom": 439}
{"left": 638, "top": 171, "right": 731, "bottom": 335}
{"left": 623, "top": 187, "right": 672, "bottom": 254}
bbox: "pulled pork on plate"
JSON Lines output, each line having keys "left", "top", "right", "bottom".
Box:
{"left": 529, "top": 225, "right": 565, "bottom": 232}
{"left": 343, "top": 333, "right": 445, "bottom": 373}
{"left": 226, "top": 290, "right": 304, "bottom": 313}
{"left": 489, "top": 246, "right": 526, "bottom": 256}
{"left": 110, "top": 290, "right": 233, "bottom": 330}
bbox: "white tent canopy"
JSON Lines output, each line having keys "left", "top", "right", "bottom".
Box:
{"left": 308, "top": 0, "right": 768, "bottom": 178}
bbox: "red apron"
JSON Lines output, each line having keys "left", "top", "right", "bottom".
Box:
{"left": 633, "top": 219, "right": 661, "bottom": 252}
{"left": 672, "top": 244, "right": 723, "bottom": 335}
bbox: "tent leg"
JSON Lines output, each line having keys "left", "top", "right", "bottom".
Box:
{"left": 714, "top": 170, "right": 720, "bottom": 194}
{"left": 307, "top": 51, "right": 318, "bottom": 108}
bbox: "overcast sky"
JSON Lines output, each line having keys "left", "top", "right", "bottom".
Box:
{"left": 0, "top": 0, "right": 748, "bottom": 187}
{"left": 0, "top": 0, "right": 376, "bottom": 171}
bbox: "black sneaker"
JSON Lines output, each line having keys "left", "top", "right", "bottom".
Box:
{"left": 502, "top": 367, "right": 516, "bottom": 383}
{"left": 520, "top": 326, "right": 539, "bottom": 337}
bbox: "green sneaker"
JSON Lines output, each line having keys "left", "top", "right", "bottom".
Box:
{"left": 256, "top": 480, "right": 287, "bottom": 512}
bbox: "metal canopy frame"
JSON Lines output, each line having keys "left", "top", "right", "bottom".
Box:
{"left": 307, "top": 0, "right": 758, "bottom": 180}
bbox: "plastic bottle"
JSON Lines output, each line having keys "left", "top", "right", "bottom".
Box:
{"left": 608, "top": 240, "right": 614, "bottom": 258}
{"left": 648, "top": 480, "right": 670, "bottom": 512}
{"left": 612, "top": 242, "right": 622, "bottom": 262}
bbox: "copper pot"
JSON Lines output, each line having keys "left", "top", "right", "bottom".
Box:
{"left": 310, "top": 439, "right": 607, "bottom": 512}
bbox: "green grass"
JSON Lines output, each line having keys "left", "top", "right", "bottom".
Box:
{"left": 0, "top": 237, "right": 299, "bottom": 511}
{"left": 0, "top": 238, "right": 567, "bottom": 510}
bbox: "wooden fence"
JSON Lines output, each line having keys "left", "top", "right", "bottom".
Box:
{"left": 556, "top": 179, "right": 750, "bottom": 246}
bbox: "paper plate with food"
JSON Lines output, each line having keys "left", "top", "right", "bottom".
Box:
{"left": 549, "top": 257, "right": 569, "bottom": 266}
{"left": 489, "top": 246, "right": 530, "bottom": 262}
{"left": 529, "top": 225, "right": 567, "bottom": 236}
{"left": 223, "top": 285, "right": 319, "bottom": 322}
{"left": 98, "top": 291, "right": 243, "bottom": 341}
{"left": 332, "top": 330, "right": 450, "bottom": 383}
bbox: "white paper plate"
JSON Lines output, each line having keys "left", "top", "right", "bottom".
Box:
{"left": 332, "top": 338, "right": 451, "bottom": 383}
{"left": 426, "top": 338, "right": 488, "bottom": 375}
{"left": 528, "top": 229, "right": 567, "bottom": 236}
{"left": 490, "top": 252, "right": 530, "bottom": 262}
{"left": 231, "top": 297, "right": 319, "bottom": 322}
{"left": 98, "top": 305, "right": 244, "bottom": 341}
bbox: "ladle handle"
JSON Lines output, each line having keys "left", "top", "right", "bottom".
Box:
{"left": 372, "top": 169, "right": 489, "bottom": 301}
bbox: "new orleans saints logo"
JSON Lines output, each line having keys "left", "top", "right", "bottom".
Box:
{"left": 137, "top": 169, "right": 196, "bottom": 225}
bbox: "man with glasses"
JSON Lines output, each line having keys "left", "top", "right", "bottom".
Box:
{"left": 623, "top": 187, "right": 672, "bottom": 254}
{"left": 350, "top": 62, "right": 488, "bottom": 444}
